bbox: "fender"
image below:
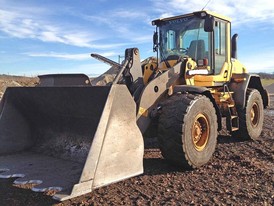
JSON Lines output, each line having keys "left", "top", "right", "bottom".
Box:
{"left": 228, "top": 73, "right": 269, "bottom": 109}
{"left": 173, "top": 85, "right": 222, "bottom": 131}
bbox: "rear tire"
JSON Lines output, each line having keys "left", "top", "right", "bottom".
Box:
{"left": 157, "top": 93, "right": 218, "bottom": 168}
{"left": 233, "top": 89, "right": 264, "bottom": 140}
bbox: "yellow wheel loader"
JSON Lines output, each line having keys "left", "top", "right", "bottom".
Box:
{"left": 0, "top": 11, "right": 269, "bottom": 200}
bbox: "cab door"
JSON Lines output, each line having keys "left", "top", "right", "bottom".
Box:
{"left": 213, "top": 19, "right": 232, "bottom": 81}
{"left": 193, "top": 18, "right": 232, "bottom": 86}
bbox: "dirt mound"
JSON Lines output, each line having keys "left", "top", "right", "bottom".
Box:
{"left": 90, "top": 65, "right": 119, "bottom": 86}
{"left": 0, "top": 75, "right": 38, "bottom": 99}
{"left": 265, "top": 83, "right": 274, "bottom": 94}
{"left": 0, "top": 68, "right": 115, "bottom": 99}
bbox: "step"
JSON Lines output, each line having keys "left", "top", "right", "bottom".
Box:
{"left": 219, "top": 91, "right": 234, "bottom": 95}
{"left": 231, "top": 127, "right": 239, "bottom": 132}
{"left": 228, "top": 104, "right": 235, "bottom": 108}
{"left": 230, "top": 115, "right": 238, "bottom": 119}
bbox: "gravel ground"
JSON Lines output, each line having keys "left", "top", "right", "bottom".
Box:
{"left": 0, "top": 77, "right": 273, "bottom": 206}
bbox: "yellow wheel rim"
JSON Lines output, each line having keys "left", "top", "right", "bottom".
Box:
{"left": 250, "top": 102, "right": 260, "bottom": 127}
{"left": 192, "top": 113, "right": 210, "bottom": 151}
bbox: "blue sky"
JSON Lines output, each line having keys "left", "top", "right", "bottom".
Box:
{"left": 1, "top": 0, "right": 274, "bottom": 76}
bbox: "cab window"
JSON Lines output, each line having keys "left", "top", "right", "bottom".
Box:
{"left": 214, "top": 21, "right": 227, "bottom": 74}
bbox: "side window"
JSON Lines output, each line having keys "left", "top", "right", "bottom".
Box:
{"left": 214, "top": 21, "right": 226, "bottom": 74}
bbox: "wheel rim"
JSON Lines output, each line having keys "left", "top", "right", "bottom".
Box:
{"left": 250, "top": 102, "right": 260, "bottom": 127}
{"left": 192, "top": 113, "right": 209, "bottom": 151}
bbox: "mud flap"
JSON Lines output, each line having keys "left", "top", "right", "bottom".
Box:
{"left": 0, "top": 84, "right": 144, "bottom": 201}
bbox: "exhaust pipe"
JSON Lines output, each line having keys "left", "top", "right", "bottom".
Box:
{"left": 232, "top": 33, "right": 238, "bottom": 59}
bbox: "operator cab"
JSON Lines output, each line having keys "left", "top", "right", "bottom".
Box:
{"left": 152, "top": 11, "right": 232, "bottom": 86}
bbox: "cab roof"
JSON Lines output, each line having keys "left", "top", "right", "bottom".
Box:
{"left": 152, "top": 10, "right": 231, "bottom": 25}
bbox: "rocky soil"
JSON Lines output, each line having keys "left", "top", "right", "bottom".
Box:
{"left": 0, "top": 75, "right": 273, "bottom": 206}
{"left": 0, "top": 75, "right": 38, "bottom": 99}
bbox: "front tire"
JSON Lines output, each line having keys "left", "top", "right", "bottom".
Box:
{"left": 157, "top": 93, "right": 218, "bottom": 168}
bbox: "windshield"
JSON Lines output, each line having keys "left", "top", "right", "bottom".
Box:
{"left": 158, "top": 16, "right": 211, "bottom": 65}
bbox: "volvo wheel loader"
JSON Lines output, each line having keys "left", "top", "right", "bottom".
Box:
{"left": 0, "top": 11, "right": 269, "bottom": 201}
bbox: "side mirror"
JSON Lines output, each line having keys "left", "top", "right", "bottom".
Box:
{"left": 153, "top": 31, "right": 158, "bottom": 52}
{"left": 204, "top": 15, "right": 214, "bottom": 32}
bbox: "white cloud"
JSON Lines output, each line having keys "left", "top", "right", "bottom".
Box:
{"left": 81, "top": 9, "right": 153, "bottom": 44}
{"left": 0, "top": 1, "right": 154, "bottom": 52}
{"left": 152, "top": 0, "right": 274, "bottom": 26}
{"left": 26, "top": 52, "right": 90, "bottom": 60}
{"left": 39, "top": 31, "right": 65, "bottom": 43}
{"left": 25, "top": 52, "right": 118, "bottom": 60}
{"left": 133, "top": 35, "right": 152, "bottom": 44}
{"left": 158, "top": 12, "right": 174, "bottom": 19}
{"left": 112, "top": 10, "right": 147, "bottom": 19}
{"left": 19, "top": 63, "right": 111, "bottom": 77}
{"left": 0, "top": 7, "right": 128, "bottom": 50}
{"left": 0, "top": 9, "right": 92, "bottom": 46}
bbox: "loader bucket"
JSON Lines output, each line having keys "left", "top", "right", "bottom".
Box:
{"left": 0, "top": 84, "right": 144, "bottom": 201}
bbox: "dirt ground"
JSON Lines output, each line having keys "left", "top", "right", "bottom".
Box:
{"left": 0, "top": 76, "right": 273, "bottom": 206}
